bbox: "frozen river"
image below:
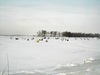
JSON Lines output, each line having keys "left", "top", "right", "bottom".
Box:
{"left": 0, "top": 36, "right": 100, "bottom": 75}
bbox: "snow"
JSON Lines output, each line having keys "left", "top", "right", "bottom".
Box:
{"left": 0, "top": 36, "right": 100, "bottom": 75}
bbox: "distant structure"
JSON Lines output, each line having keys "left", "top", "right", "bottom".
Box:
{"left": 37, "top": 30, "right": 62, "bottom": 37}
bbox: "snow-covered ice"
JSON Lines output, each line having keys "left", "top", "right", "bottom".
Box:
{"left": 0, "top": 36, "right": 100, "bottom": 75}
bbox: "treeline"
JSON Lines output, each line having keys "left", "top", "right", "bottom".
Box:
{"left": 62, "top": 31, "right": 100, "bottom": 37}
{"left": 37, "top": 30, "right": 100, "bottom": 38}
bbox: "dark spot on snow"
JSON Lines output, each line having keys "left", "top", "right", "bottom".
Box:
{"left": 15, "top": 38, "right": 19, "bottom": 40}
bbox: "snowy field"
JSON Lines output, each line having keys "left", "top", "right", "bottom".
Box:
{"left": 0, "top": 36, "right": 100, "bottom": 75}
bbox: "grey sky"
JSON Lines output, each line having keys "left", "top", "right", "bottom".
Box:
{"left": 0, "top": 0, "right": 100, "bottom": 35}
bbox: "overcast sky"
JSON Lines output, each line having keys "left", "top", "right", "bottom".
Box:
{"left": 0, "top": 0, "right": 100, "bottom": 35}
